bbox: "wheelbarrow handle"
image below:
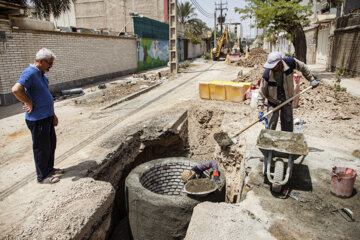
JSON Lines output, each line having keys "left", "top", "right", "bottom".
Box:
{"left": 233, "top": 86, "right": 313, "bottom": 138}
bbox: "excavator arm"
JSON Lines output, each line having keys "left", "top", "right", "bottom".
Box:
{"left": 212, "top": 29, "right": 230, "bottom": 60}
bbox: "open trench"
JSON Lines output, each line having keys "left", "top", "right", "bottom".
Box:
{"left": 86, "top": 106, "right": 246, "bottom": 239}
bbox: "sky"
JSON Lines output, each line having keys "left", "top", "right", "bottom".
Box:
{"left": 180, "top": 0, "right": 254, "bottom": 38}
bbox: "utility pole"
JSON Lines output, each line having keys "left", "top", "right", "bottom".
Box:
{"left": 215, "top": 0, "right": 227, "bottom": 35}
{"left": 169, "top": 0, "right": 178, "bottom": 73}
{"left": 214, "top": 10, "right": 216, "bottom": 48}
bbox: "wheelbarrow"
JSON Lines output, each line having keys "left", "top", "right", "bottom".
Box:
{"left": 256, "top": 129, "right": 309, "bottom": 192}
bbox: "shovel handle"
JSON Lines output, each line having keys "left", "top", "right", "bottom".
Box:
{"left": 233, "top": 86, "right": 313, "bottom": 138}
{"left": 263, "top": 86, "right": 313, "bottom": 119}
{"left": 233, "top": 118, "right": 260, "bottom": 138}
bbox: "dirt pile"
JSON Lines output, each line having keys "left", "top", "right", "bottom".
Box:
{"left": 233, "top": 48, "right": 268, "bottom": 87}
{"left": 294, "top": 80, "right": 360, "bottom": 140}
{"left": 236, "top": 48, "right": 268, "bottom": 68}
{"left": 234, "top": 67, "right": 263, "bottom": 87}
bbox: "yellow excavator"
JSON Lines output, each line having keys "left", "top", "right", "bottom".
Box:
{"left": 211, "top": 29, "right": 230, "bottom": 61}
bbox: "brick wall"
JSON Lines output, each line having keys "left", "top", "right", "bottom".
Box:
{"left": 0, "top": 20, "right": 138, "bottom": 105}
{"left": 140, "top": 161, "right": 197, "bottom": 195}
{"left": 330, "top": 14, "right": 360, "bottom": 76}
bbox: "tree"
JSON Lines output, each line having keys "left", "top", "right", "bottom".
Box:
{"left": 177, "top": 1, "right": 209, "bottom": 44}
{"left": 185, "top": 18, "right": 210, "bottom": 43}
{"left": 235, "top": 0, "right": 312, "bottom": 62}
{"left": 177, "top": 1, "right": 197, "bottom": 24}
{"left": 4, "top": 0, "right": 74, "bottom": 19}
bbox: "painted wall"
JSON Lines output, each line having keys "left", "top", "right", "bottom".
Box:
{"left": 138, "top": 38, "right": 169, "bottom": 71}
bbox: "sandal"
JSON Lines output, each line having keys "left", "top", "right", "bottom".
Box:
{"left": 50, "top": 168, "right": 65, "bottom": 175}
{"left": 38, "top": 176, "right": 60, "bottom": 184}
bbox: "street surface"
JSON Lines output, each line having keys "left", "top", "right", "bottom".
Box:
{"left": 0, "top": 58, "right": 359, "bottom": 239}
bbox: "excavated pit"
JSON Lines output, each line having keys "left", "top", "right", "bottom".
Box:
{"left": 126, "top": 158, "right": 225, "bottom": 240}
{"left": 87, "top": 106, "right": 247, "bottom": 239}
{"left": 140, "top": 161, "right": 193, "bottom": 195}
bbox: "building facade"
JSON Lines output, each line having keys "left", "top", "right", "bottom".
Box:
{"left": 51, "top": 0, "right": 168, "bottom": 34}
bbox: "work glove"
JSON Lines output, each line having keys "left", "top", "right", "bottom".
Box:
{"left": 258, "top": 112, "right": 266, "bottom": 121}
{"left": 212, "top": 171, "right": 221, "bottom": 184}
{"left": 310, "top": 79, "right": 319, "bottom": 88}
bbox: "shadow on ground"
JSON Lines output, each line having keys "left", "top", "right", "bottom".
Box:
{"left": 0, "top": 102, "right": 23, "bottom": 119}
{"left": 58, "top": 160, "right": 99, "bottom": 182}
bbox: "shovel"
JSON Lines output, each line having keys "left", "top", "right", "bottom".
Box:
{"left": 214, "top": 86, "right": 313, "bottom": 147}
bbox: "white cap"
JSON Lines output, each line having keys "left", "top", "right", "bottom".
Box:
{"left": 264, "top": 52, "right": 282, "bottom": 69}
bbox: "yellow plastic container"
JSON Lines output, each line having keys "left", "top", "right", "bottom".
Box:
{"left": 210, "top": 81, "right": 252, "bottom": 102}
{"left": 210, "top": 80, "right": 252, "bottom": 90}
{"left": 198, "top": 82, "right": 210, "bottom": 99}
{"left": 225, "top": 84, "right": 245, "bottom": 102}
{"left": 209, "top": 83, "right": 226, "bottom": 101}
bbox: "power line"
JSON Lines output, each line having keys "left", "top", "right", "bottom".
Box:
{"left": 190, "top": 0, "right": 213, "bottom": 18}
{"left": 190, "top": 0, "right": 212, "bottom": 18}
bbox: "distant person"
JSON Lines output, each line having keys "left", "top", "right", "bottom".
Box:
{"left": 258, "top": 51, "right": 319, "bottom": 132}
{"left": 181, "top": 160, "right": 221, "bottom": 184}
{"left": 12, "top": 48, "right": 64, "bottom": 184}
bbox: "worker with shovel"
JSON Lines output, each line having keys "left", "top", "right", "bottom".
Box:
{"left": 258, "top": 52, "right": 319, "bottom": 132}
{"left": 182, "top": 160, "right": 221, "bottom": 184}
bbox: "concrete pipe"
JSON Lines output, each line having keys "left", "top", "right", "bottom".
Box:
{"left": 125, "top": 157, "right": 225, "bottom": 240}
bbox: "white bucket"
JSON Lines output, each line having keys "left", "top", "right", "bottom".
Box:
{"left": 250, "top": 90, "right": 259, "bottom": 108}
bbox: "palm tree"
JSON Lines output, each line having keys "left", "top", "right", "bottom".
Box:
{"left": 4, "top": 0, "right": 73, "bottom": 19}
{"left": 177, "top": 1, "right": 197, "bottom": 24}
{"left": 188, "top": 18, "right": 209, "bottom": 35}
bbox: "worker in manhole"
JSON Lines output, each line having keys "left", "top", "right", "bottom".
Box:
{"left": 258, "top": 51, "right": 319, "bottom": 132}
{"left": 181, "top": 160, "right": 221, "bottom": 184}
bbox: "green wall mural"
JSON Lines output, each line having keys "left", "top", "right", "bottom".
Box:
{"left": 138, "top": 38, "right": 169, "bottom": 71}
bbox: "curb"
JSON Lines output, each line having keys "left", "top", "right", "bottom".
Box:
{"left": 101, "top": 82, "right": 162, "bottom": 110}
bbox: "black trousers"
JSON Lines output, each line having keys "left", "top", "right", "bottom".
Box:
{"left": 26, "top": 116, "right": 56, "bottom": 181}
{"left": 267, "top": 102, "right": 293, "bottom": 132}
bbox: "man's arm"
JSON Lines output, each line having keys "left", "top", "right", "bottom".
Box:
{"left": 294, "top": 58, "right": 315, "bottom": 81}
{"left": 53, "top": 113, "right": 58, "bottom": 126}
{"left": 12, "top": 83, "right": 33, "bottom": 113}
{"left": 294, "top": 58, "right": 319, "bottom": 88}
{"left": 257, "top": 78, "right": 267, "bottom": 113}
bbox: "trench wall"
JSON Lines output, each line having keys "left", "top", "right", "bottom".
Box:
{"left": 330, "top": 14, "right": 360, "bottom": 76}
{"left": 0, "top": 19, "right": 138, "bottom": 105}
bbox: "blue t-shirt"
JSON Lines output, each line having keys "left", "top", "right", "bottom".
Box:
{"left": 17, "top": 65, "right": 54, "bottom": 121}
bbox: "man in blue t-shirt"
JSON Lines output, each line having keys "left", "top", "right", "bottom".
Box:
{"left": 12, "top": 48, "right": 64, "bottom": 184}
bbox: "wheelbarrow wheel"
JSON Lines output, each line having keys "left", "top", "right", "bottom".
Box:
{"left": 272, "top": 160, "right": 284, "bottom": 193}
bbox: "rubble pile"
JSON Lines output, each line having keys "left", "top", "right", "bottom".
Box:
{"left": 236, "top": 48, "right": 268, "bottom": 68}
{"left": 132, "top": 70, "right": 171, "bottom": 82}
{"left": 233, "top": 67, "right": 263, "bottom": 87}
{"left": 231, "top": 48, "right": 268, "bottom": 87}
{"left": 298, "top": 81, "right": 360, "bottom": 120}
